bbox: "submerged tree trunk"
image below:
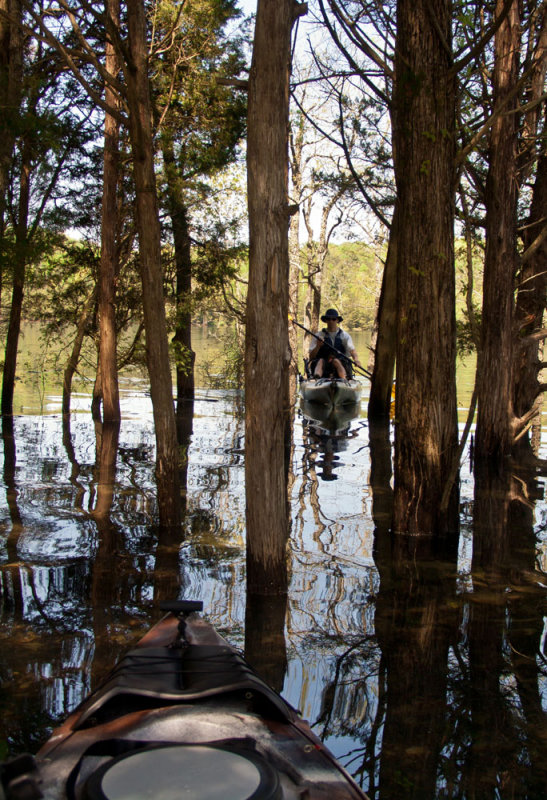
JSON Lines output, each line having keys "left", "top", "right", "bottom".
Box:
{"left": 125, "top": 0, "right": 180, "bottom": 528}
{"left": 368, "top": 203, "right": 398, "bottom": 419}
{"left": 391, "top": 0, "right": 459, "bottom": 535}
{"left": 245, "top": 0, "right": 306, "bottom": 593}
{"left": 96, "top": 0, "right": 121, "bottom": 423}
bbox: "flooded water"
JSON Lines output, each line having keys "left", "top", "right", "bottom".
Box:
{"left": 0, "top": 328, "right": 546, "bottom": 798}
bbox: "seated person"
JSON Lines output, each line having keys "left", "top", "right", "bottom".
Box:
{"left": 309, "top": 308, "right": 361, "bottom": 379}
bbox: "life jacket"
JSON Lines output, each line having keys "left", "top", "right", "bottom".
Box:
{"left": 317, "top": 328, "right": 346, "bottom": 362}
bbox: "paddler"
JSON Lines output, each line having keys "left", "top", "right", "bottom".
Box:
{"left": 309, "top": 308, "right": 362, "bottom": 379}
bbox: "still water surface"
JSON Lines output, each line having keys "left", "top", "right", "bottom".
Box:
{"left": 0, "top": 328, "right": 546, "bottom": 798}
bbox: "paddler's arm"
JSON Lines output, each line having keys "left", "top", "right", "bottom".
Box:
{"left": 309, "top": 332, "right": 324, "bottom": 358}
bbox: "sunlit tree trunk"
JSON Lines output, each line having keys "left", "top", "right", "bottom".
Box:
{"left": 392, "top": 0, "right": 458, "bottom": 534}
{"left": 96, "top": 0, "right": 121, "bottom": 423}
{"left": 245, "top": 0, "right": 306, "bottom": 593}
{"left": 288, "top": 113, "right": 303, "bottom": 394}
{"left": 125, "top": 0, "right": 180, "bottom": 528}
{"left": 475, "top": 0, "right": 520, "bottom": 461}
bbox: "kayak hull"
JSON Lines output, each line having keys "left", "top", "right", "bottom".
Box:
{"left": 300, "top": 377, "right": 362, "bottom": 407}
{"left": 3, "top": 606, "right": 368, "bottom": 800}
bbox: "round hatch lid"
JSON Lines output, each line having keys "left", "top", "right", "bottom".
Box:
{"left": 84, "top": 743, "right": 281, "bottom": 800}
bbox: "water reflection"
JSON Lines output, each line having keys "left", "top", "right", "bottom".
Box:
{"left": 301, "top": 400, "right": 362, "bottom": 482}
{"left": 0, "top": 389, "right": 546, "bottom": 798}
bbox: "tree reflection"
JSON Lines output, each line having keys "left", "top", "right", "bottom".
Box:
{"left": 2, "top": 415, "right": 24, "bottom": 617}
{"left": 464, "top": 458, "right": 547, "bottom": 796}
{"left": 153, "top": 402, "right": 194, "bottom": 606}
{"left": 244, "top": 590, "right": 288, "bottom": 694}
{"left": 374, "top": 537, "right": 458, "bottom": 799}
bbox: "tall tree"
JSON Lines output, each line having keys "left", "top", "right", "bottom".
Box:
{"left": 245, "top": 0, "right": 306, "bottom": 593}
{"left": 0, "top": 0, "right": 23, "bottom": 305}
{"left": 23, "top": 0, "right": 181, "bottom": 525}
{"left": 511, "top": 11, "right": 547, "bottom": 454}
{"left": 153, "top": 0, "right": 247, "bottom": 405}
{"left": 475, "top": 0, "right": 521, "bottom": 461}
{"left": 95, "top": 0, "right": 121, "bottom": 423}
{"left": 391, "top": 0, "right": 459, "bottom": 534}
{"left": 124, "top": 0, "right": 180, "bottom": 527}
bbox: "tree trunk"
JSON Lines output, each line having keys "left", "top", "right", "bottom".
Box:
{"left": 96, "top": 0, "right": 121, "bottom": 423}
{"left": 1, "top": 146, "right": 29, "bottom": 416}
{"left": 475, "top": 0, "right": 521, "bottom": 461}
{"left": 391, "top": 0, "right": 459, "bottom": 535}
{"left": 161, "top": 134, "right": 195, "bottom": 405}
{"left": 288, "top": 114, "right": 303, "bottom": 394}
{"left": 63, "top": 288, "right": 98, "bottom": 416}
{"left": 245, "top": 0, "right": 305, "bottom": 593}
{"left": 368, "top": 203, "right": 398, "bottom": 419}
{"left": 0, "top": 0, "right": 23, "bottom": 308}
{"left": 513, "top": 145, "right": 547, "bottom": 435}
{"left": 125, "top": 0, "right": 180, "bottom": 528}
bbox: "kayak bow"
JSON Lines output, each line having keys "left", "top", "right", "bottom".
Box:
{"left": 1, "top": 601, "right": 368, "bottom": 800}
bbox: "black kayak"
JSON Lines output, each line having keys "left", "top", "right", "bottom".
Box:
{"left": 1, "top": 601, "right": 368, "bottom": 800}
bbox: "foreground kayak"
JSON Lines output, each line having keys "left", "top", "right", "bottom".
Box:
{"left": 1, "top": 601, "right": 368, "bottom": 800}
{"left": 300, "top": 377, "right": 362, "bottom": 407}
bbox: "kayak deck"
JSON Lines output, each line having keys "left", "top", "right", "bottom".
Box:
{"left": 2, "top": 603, "right": 368, "bottom": 799}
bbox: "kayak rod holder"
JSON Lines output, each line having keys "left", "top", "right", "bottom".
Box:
{"left": 159, "top": 599, "right": 204, "bottom": 641}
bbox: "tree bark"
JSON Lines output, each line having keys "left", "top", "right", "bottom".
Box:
{"left": 96, "top": 0, "right": 121, "bottom": 423}
{"left": 288, "top": 112, "right": 304, "bottom": 394}
{"left": 0, "top": 0, "right": 23, "bottom": 308}
{"left": 391, "top": 0, "right": 459, "bottom": 535}
{"left": 475, "top": 0, "right": 521, "bottom": 461}
{"left": 368, "top": 203, "right": 398, "bottom": 419}
{"left": 245, "top": 0, "right": 305, "bottom": 593}
{"left": 513, "top": 144, "right": 547, "bottom": 434}
{"left": 124, "top": 0, "right": 180, "bottom": 528}
{"left": 161, "top": 134, "right": 195, "bottom": 405}
{"left": 1, "top": 142, "right": 29, "bottom": 416}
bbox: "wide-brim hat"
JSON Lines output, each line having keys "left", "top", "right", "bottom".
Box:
{"left": 321, "top": 308, "right": 343, "bottom": 322}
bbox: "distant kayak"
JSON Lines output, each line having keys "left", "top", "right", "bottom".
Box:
{"left": 299, "top": 376, "right": 362, "bottom": 407}
{"left": 1, "top": 601, "right": 368, "bottom": 800}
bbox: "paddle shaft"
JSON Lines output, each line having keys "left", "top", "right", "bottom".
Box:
{"left": 290, "top": 316, "right": 372, "bottom": 379}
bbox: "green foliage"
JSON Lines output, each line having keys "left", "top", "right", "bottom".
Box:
{"left": 25, "top": 238, "right": 96, "bottom": 321}
{"left": 319, "top": 241, "right": 385, "bottom": 329}
{"left": 201, "top": 324, "right": 244, "bottom": 389}
{"left": 456, "top": 312, "right": 482, "bottom": 358}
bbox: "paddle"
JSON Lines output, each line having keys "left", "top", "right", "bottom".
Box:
{"left": 289, "top": 314, "right": 372, "bottom": 379}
